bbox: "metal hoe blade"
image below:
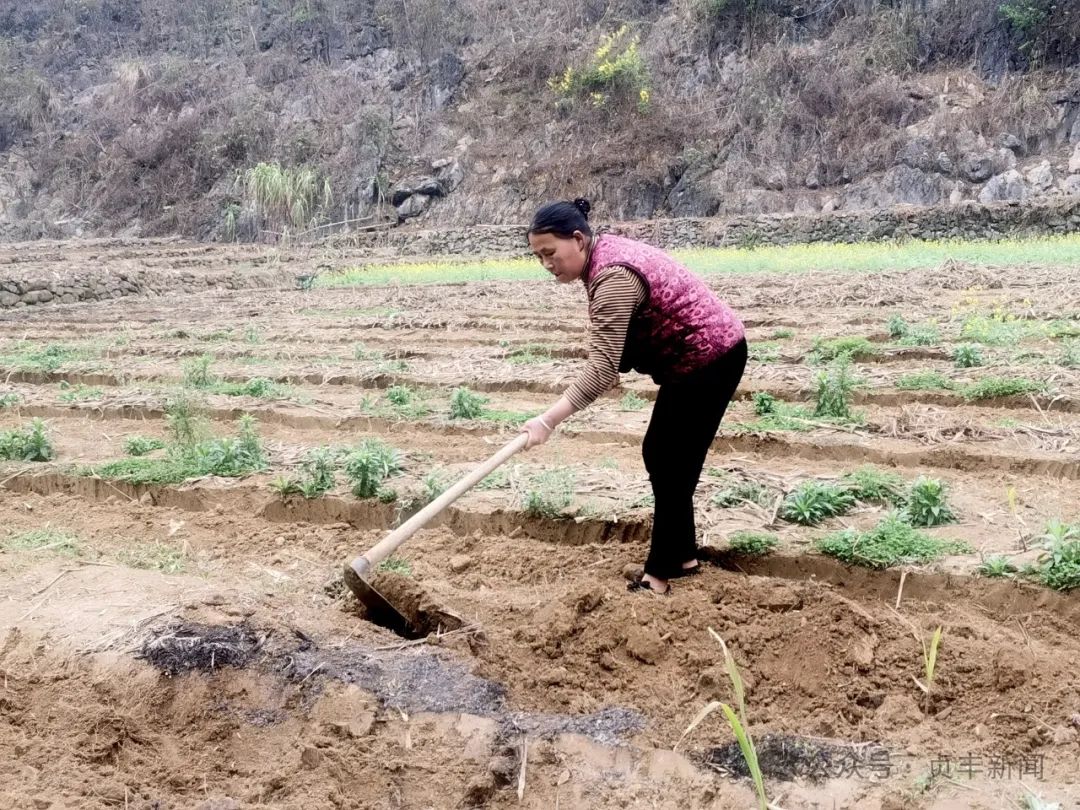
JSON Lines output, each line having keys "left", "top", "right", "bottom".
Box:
{"left": 343, "top": 561, "right": 420, "bottom": 639}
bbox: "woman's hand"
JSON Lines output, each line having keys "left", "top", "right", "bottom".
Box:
{"left": 521, "top": 415, "right": 555, "bottom": 450}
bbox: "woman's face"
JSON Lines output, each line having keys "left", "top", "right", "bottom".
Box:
{"left": 528, "top": 231, "right": 589, "bottom": 284}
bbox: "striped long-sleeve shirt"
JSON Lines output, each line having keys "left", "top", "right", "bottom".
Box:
{"left": 564, "top": 266, "right": 647, "bottom": 411}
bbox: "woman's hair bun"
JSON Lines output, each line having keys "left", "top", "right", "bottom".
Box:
{"left": 573, "top": 198, "right": 591, "bottom": 219}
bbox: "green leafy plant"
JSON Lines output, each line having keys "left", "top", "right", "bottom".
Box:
{"left": 770, "top": 328, "right": 794, "bottom": 340}
{"left": 449, "top": 387, "right": 488, "bottom": 420}
{"left": 816, "top": 513, "right": 971, "bottom": 569}
{"left": 728, "top": 531, "right": 779, "bottom": 556}
{"left": 779, "top": 481, "right": 855, "bottom": 526}
{"left": 294, "top": 446, "right": 337, "bottom": 497}
{"left": 164, "top": 392, "right": 210, "bottom": 448}
{"left": 895, "top": 323, "right": 940, "bottom": 346}
{"left": 978, "top": 555, "right": 1018, "bottom": 578}
{"left": 521, "top": 467, "right": 576, "bottom": 518}
{"left": 269, "top": 475, "right": 303, "bottom": 497}
{"left": 913, "top": 626, "right": 943, "bottom": 712}
{"left": 343, "top": 438, "right": 402, "bottom": 498}
{"left": 0, "top": 418, "right": 54, "bottom": 461}
{"left": 619, "top": 391, "right": 648, "bottom": 411}
{"left": 808, "top": 336, "right": 877, "bottom": 365}
{"left": 386, "top": 385, "right": 414, "bottom": 407}
{"left": 813, "top": 357, "right": 859, "bottom": 420}
{"left": 961, "top": 376, "right": 1045, "bottom": 401}
{"left": 887, "top": 314, "right": 910, "bottom": 339}
{"left": 124, "top": 436, "right": 166, "bottom": 457}
{"left": 952, "top": 344, "right": 984, "bottom": 368}
{"left": 842, "top": 466, "right": 904, "bottom": 505}
{"left": 0, "top": 392, "right": 19, "bottom": 409}
{"left": 182, "top": 354, "right": 215, "bottom": 388}
{"left": 712, "top": 480, "right": 773, "bottom": 509}
{"left": 895, "top": 371, "right": 954, "bottom": 391}
{"left": 676, "top": 628, "right": 768, "bottom": 810}
{"left": 752, "top": 392, "right": 777, "bottom": 416}
{"left": 902, "top": 477, "right": 956, "bottom": 527}
{"left": 1031, "top": 520, "right": 1080, "bottom": 591}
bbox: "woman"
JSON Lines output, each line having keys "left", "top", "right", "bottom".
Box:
{"left": 521, "top": 198, "right": 747, "bottom": 594}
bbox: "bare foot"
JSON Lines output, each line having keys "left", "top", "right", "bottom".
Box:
{"left": 682, "top": 559, "right": 699, "bottom": 570}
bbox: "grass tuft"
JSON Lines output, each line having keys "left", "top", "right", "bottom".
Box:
{"left": 816, "top": 513, "right": 971, "bottom": 569}
{"left": 449, "top": 387, "right": 488, "bottom": 420}
{"left": 521, "top": 467, "right": 576, "bottom": 518}
{"left": 780, "top": 481, "right": 856, "bottom": 526}
{"left": 728, "top": 531, "right": 779, "bottom": 556}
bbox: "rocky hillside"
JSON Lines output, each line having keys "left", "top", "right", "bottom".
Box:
{"left": 0, "top": 0, "right": 1078, "bottom": 241}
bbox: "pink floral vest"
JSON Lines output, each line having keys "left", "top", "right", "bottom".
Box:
{"left": 584, "top": 234, "right": 744, "bottom": 383}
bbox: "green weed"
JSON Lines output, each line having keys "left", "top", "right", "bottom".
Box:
{"left": 813, "top": 357, "right": 859, "bottom": 421}
{"left": 752, "top": 392, "right": 777, "bottom": 416}
{"left": 780, "top": 481, "right": 856, "bottom": 526}
{"left": 94, "top": 416, "right": 265, "bottom": 485}
{"left": 712, "top": 480, "right": 773, "bottom": 509}
{"left": 0, "top": 342, "right": 95, "bottom": 372}
{"left": 816, "top": 514, "right": 971, "bottom": 568}
{"left": 521, "top": 467, "right": 576, "bottom": 518}
{"left": 619, "top": 391, "right": 648, "bottom": 411}
{"left": 377, "top": 556, "right": 412, "bottom": 575}
{"left": 506, "top": 345, "right": 551, "bottom": 364}
{"left": 748, "top": 342, "right": 780, "bottom": 363}
{"left": 57, "top": 382, "right": 103, "bottom": 402}
{"left": 0, "top": 419, "right": 54, "bottom": 462}
{"left": 770, "top": 328, "right": 794, "bottom": 340}
{"left": 842, "top": 466, "right": 905, "bottom": 504}
{"left": 808, "top": 336, "right": 877, "bottom": 365}
{"left": 902, "top": 477, "right": 956, "bottom": 527}
{"left": 1058, "top": 339, "right": 1080, "bottom": 368}
{"left": 123, "top": 436, "right": 166, "bottom": 457}
{"left": 961, "top": 376, "right": 1045, "bottom": 401}
{"left": 343, "top": 438, "right": 402, "bottom": 498}
{"left": 182, "top": 354, "right": 215, "bottom": 388}
{"left": 386, "top": 385, "right": 414, "bottom": 407}
{"left": 952, "top": 344, "right": 984, "bottom": 368}
{"left": 895, "top": 323, "right": 940, "bottom": 347}
{"left": 887, "top": 314, "right": 909, "bottom": 339}
{"left": 0, "top": 392, "right": 19, "bottom": 409}
{"left": 1031, "top": 520, "right": 1080, "bottom": 592}
{"left": 728, "top": 531, "right": 779, "bottom": 556}
{"left": 895, "top": 371, "right": 954, "bottom": 391}
{"left": 3, "top": 528, "right": 80, "bottom": 555}
{"left": 115, "top": 543, "right": 187, "bottom": 574}
{"left": 449, "top": 387, "right": 488, "bottom": 420}
{"left": 978, "top": 555, "right": 1018, "bottom": 578}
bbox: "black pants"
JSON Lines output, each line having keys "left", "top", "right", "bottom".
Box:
{"left": 641, "top": 339, "right": 748, "bottom": 579}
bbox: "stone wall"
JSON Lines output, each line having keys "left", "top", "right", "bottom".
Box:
{"left": 0, "top": 266, "right": 296, "bottom": 310}
{"left": 338, "top": 198, "right": 1080, "bottom": 258}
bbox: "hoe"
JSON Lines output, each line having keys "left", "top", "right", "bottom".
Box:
{"left": 343, "top": 433, "right": 528, "bottom": 636}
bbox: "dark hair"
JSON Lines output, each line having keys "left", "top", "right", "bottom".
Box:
{"left": 527, "top": 198, "right": 592, "bottom": 239}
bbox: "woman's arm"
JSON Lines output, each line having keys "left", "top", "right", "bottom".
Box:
{"left": 522, "top": 268, "right": 646, "bottom": 449}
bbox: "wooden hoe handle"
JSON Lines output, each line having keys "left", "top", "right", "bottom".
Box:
{"left": 349, "top": 432, "right": 529, "bottom": 575}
